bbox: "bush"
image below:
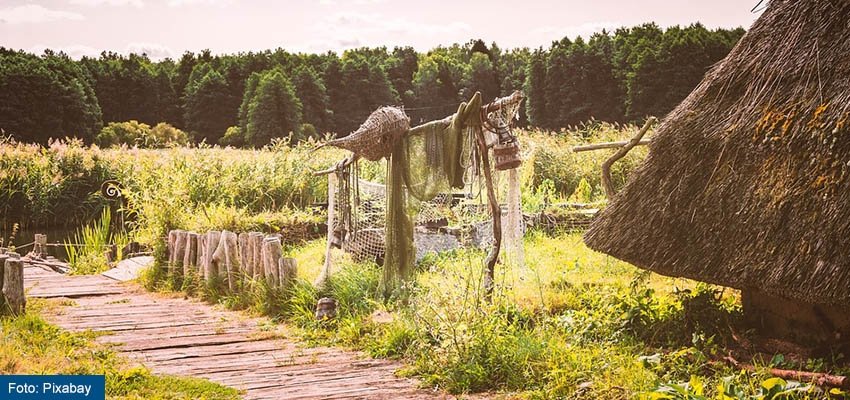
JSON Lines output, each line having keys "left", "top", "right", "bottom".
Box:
{"left": 219, "top": 126, "right": 244, "bottom": 147}
{"left": 95, "top": 121, "right": 189, "bottom": 148}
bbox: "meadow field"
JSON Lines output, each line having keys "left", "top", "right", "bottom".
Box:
{"left": 1, "top": 124, "right": 843, "bottom": 399}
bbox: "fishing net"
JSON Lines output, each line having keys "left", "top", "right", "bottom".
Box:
{"left": 321, "top": 92, "right": 526, "bottom": 295}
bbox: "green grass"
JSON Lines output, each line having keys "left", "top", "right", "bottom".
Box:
{"left": 0, "top": 300, "right": 240, "bottom": 400}
{"left": 10, "top": 122, "right": 846, "bottom": 399}
{"left": 137, "top": 229, "right": 850, "bottom": 399}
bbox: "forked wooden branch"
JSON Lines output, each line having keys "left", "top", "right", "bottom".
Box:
{"left": 600, "top": 117, "right": 657, "bottom": 198}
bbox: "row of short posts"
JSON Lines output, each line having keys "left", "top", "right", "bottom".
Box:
{"left": 166, "top": 230, "right": 297, "bottom": 290}
{"left": 0, "top": 248, "right": 25, "bottom": 316}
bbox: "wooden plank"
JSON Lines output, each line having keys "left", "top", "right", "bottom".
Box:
{"left": 21, "top": 261, "right": 448, "bottom": 400}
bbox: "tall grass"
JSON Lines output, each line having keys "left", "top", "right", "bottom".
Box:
{"left": 65, "top": 207, "right": 128, "bottom": 274}
{"left": 1, "top": 123, "right": 648, "bottom": 249}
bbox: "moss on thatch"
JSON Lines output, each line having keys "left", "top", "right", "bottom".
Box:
{"left": 585, "top": 0, "right": 850, "bottom": 306}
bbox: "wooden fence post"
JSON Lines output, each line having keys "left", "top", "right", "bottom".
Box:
{"left": 263, "top": 237, "right": 282, "bottom": 287}
{"left": 238, "top": 233, "right": 250, "bottom": 278}
{"left": 2, "top": 253, "right": 25, "bottom": 316}
{"left": 250, "top": 233, "right": 264, "bottom": 281}
{"left": 0, "top": 253, "right": 7, "bottom": 314}
{"left": 220, "top": 231, "right": 239, "bottom": 291}
{"left": 204, "top": 231, "right": 221, "bottom": 282}
{"left": 171, "top": 230, "right": 187, "bottom": 279}
{"left": 167, "top": 230, "right": 177, "bottom": 266}
{"left": 33, "top": 234, "right": 47, "bottom": 258}
{"left": 183, "top": 232, "right": 199, "bottom": 277}
{"left": 278, "top": 257, "right": 297, "bottom": 289}
{"left": 197, "top": 234, "right": 206, "bottom": 280}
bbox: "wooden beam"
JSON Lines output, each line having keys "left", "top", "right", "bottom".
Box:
{"left": 572, "top": 139, "right": 651, "bottom": 153}
{"left": 312, "top": 91, "right": 525, "bottom": 177}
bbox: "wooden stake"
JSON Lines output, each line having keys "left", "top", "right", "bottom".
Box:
{"left": 33, "top": 234, "right": 47, "bottom": 258}
{"left": 167, "top": 230, "right": 177, "bottom": 266}
{"left": 221, "top": 231, "right": 239, "bottom": 291}
{"left": 0, "top": 253, "right": 7, "bottom": 314}
{"left": 172, "top": 230, "right": 187, "bottom": 278}
{"left": 2, "top": 255, "right": 25, "bottom": 316}
{"left": 263, "top": 237, "right": 282, "bottom": 287}
{"left": 204, "top": 231, "right": 221, "bottom": 281}
{"left": 250, "top": 233, "right": 264, "bottom": 280}
{"left": 238, "top": 232, "right": 250, "bottom": 277}
{"left": 183, "top": 232, "right": 199, "bottom": 276}
{"left": 278, "top": 257, "right": 297, "bottom": 289}
{"left": 197, "top": 234, "right": 207, "bottom": 280}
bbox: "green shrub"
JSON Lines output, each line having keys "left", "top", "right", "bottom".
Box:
{"left": 95, "top": 121, "right": 189, "bottom": 148}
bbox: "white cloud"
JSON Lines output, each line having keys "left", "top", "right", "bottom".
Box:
{"left": 29, "top": 44, "right": 100, "bottom": 59}
{"left": 28, "top": 42, "right": 174, "bottom": 61}
{"left": 318, "top": 0, "right": 336, "bottom": 5}
{"left": 0, "top": 4, "right": 84, "bottom": 24}
{"left": 69, "top": 0, "right": 145, "bottom": 7}
{"left": 531, "top": 21, "right": 622, "bottom": 43}
{"left": 125, "top": 42, "right": 174, "bottom": 59}
{"left": 308, "top": 12, "right": 471, "bottom": 52}
{"left": 167, "top": 0, "right": 232, "bottom": 6}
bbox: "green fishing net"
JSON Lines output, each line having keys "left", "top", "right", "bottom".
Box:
{"left": 381, "top": 92, "right": 483, "bottom": 296}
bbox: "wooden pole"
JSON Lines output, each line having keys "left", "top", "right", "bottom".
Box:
{"left": 238, "top": 232, "right": 250, "bottom": 277}
{"left": 2, "top": 254, "right": 25, "bottom": 316}
{"left": 316, "top": 173, "right": 336, "bottom": 289}
{"left": 171, "top": 230, "right": 187, "bottom": 279}
{"left": 204, "top": 231, "right": 221, "bottom": 281}
{"left": 263, "top": 237, "right": 282, "bottom": 287}
{"left": 221, "top": 231, "right": 239, "bottom": 291}
{"left": 278, "top": 257, "right": 297, "bottom": 289}
{"left": 167, "top": 230, "right": 176, "bottom": 266}
{"left": 183, "top": 232, "right": 199, "bottom": 277}
{"left": 197, "top": 234, "right": 206, "bottom": 280}
{"left": 33, "top": 234, "right": 47, "bottom": 258}
{"left": 571, "top": 139, "right": 651, "bottom": 153}
{"left": 474, "top": 126, "right": 502, "bottom": 301}
{"left": 250, "top": 233, "right": 264, "bottom": 280}
{"left": 0, "top": 253, "right": 7, "bottom": 314}
{"left": 600, "top": 117, "right": 656, "bottom": 198}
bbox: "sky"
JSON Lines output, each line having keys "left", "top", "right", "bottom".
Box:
{"left": 0, "top": 0, "right": 765, "bottom": 60}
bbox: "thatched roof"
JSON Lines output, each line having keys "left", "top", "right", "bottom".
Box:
{"left": 585, "top": 0, "right": 850, "bottom": 306}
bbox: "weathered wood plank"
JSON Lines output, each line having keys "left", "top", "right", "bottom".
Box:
{"left": 22, "top": 263, "right": 460, "bottom": 399}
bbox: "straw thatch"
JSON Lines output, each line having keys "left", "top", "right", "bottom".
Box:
{"left": 323, "top": 106, "right": 410, "bottom": 161}
{"left": 585, "top": 0, "right": 850, "bottom": 306}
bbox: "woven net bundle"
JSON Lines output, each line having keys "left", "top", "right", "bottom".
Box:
{"left": 323, "top": 107, "right": 410, "bottom": 161}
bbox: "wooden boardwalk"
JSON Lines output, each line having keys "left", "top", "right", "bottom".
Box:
{"left": 23, "top": 264, "right": 452, "bottom": 399}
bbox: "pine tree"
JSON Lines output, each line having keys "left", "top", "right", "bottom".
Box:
{"left": 292, "top": 65, "right": 330, "bottom": 136}
{"left": 183, "top": 67, "right": 233, "bottom": 143}
{"left": 244, "top": 69, "right": 302, "bottom": 146}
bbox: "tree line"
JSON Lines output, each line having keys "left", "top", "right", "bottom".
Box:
{"left": 0, "top": 23, "right": 745, "bottom": 146}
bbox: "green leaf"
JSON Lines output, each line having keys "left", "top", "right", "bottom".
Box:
{"left": 761, "top": 377, "right": 786, "bottom": 391}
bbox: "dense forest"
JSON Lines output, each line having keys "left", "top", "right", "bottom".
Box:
{"left": 0, "top": 23, "right": 745, "bottom": 146}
